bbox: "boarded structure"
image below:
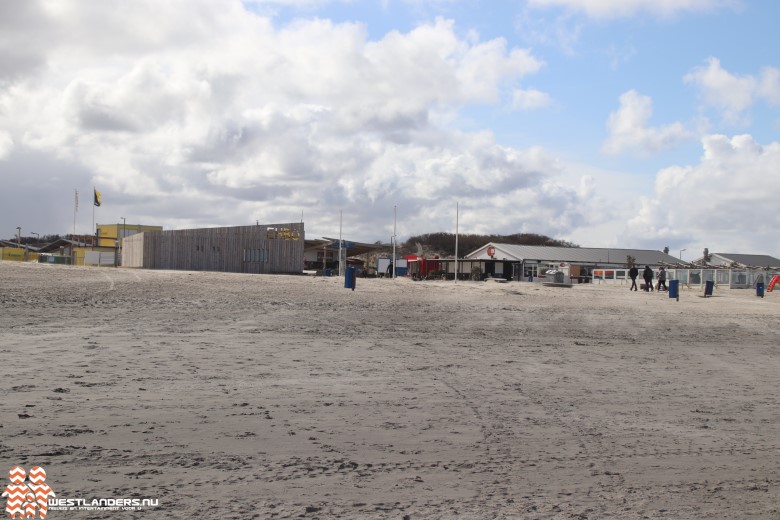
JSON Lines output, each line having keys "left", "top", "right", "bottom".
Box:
{"left": 122, "top": 223, "right": 304, "bottom": 274}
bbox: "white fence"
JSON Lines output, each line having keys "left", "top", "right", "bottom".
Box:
{"left": 594, "top": 267, "right": 779, "bottom": 289}
{"left": 666, "top": 268, "right": 779, "bottom": 289}
{"left": 84, "top": 251, "right": 116, "bottom": 267}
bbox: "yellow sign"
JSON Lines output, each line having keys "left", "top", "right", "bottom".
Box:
{"left": 266, "top": 227, "right": 301, "bottom": 241}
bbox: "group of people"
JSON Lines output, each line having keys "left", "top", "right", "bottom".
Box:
{"left": 628, "top": 265, "right": 667, "bottom": 292}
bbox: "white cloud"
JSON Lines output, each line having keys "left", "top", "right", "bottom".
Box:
{"left": 526, "top": 0, "right": 738, "bottom": 19}
{"left": 623, "top": 134, "right": 780, "bottom": 254}
{"left": 0, "top": 131, "right": 13, "bottom": 159}
{"left": 602, "top": 90, "right": 692, "bottom": 155}
{"left": 512, "top": 88, "right": 553, "bottom": 110}
{"left": 605, "top": 44, "right": 637, "bottom": 70}
{"left": 513, "top": 7, "right": 584, "bottom": 55}
{"left": 456, "top": 38, "right": 544, "bottom": 102}
{"left": 684, "top": 58, "right": 780, "bottom": 125}
{"left": 758, "top": 66, "right": 780, "bottom": 106}
{"left": 0, "top": 0, "right": 580, "bottom": 241}
{"left": 684, "top": 57, "right": 756, "bottom": 123}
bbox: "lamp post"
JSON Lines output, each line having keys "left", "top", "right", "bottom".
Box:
{"left": 392, "top": 205, "right": 397, "bottom": 280}
{"left": 15, "top": 227, "right": 21, "bottom": 247}
{"left": 679, "top": 248, "right": 686, "bottom": 261}
{"left": 31, "top": 232, "right": 39, "bottom": 239}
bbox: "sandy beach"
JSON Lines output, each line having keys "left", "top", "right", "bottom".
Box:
{"left": 1, "top": 260, "right": 779, "bottom": 519}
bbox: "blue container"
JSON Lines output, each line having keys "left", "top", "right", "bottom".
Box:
{"left": 757, "top": 282, "right": 765, "bottom": 298}
{"left": 704, "top": 280, "right": 714, "bottom": 297}
{"left": 344, "top": 266, "right": 357, "bottom": 290}
{"left": 668, "top": 279, "right": 679, "bottom": 300}
{"left": 324, "top": 268, "right": 332, "bottom": 277}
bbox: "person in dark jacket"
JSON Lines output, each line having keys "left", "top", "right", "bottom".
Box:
{"left": 628, "top": 265, "right": 639, "bottom": 291}
{"left": 643, "top": 266, "right": 654, "bottom": 292}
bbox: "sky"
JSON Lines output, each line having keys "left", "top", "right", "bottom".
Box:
{"left": 1, "top": 0, "right": 779, "bottom": 259}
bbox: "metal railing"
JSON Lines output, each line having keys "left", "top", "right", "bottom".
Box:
{"left": 666, "top": 268, "right": 779, "bottom": 289}
{"left": 590, "top": 267, "right": 779, "bottom": 289}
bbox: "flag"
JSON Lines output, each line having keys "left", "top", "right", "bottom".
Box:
{"left": 93, "top": 188, "right": 102, "bottom": 207}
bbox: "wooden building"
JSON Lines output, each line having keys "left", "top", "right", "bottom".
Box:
{"left": 122, "top": 223, "right": 304, "bottom": 274}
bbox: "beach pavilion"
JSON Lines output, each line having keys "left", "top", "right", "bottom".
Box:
{"left": 462, "top": 243, "right": 682, "bottom": 283}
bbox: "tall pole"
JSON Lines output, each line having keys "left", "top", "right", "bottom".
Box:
{"left": 339, "top": 210, "right": 343, "bottom": 277}
{"left": 16, "top": 227, "right": 21, "bottom": 247}
{"left": 392, "top": 205, "right": 397, "bottom": 280}
{"left": 454, "top": 202, "right": 459, "bottom": 283}
{"left": 120, "top": 217, "right": 126, "bottom": 266}
{"left": 73, "top": 189, "right": 78, "bottom": 236}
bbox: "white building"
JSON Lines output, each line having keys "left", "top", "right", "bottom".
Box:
{"left": 691, "top": 252, "right": 780, "bottom": 269}
{"left": 465, "top": 243, "right": 682, "bottom": 283}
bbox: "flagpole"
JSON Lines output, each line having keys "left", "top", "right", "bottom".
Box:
{"left": 392, "top": 205, "right": 397, "bottom": 280}
{"left": 454, "top": 202, "right": 459, "bottom": 283}
{"left": 73, "top": 189, "right": 78, "bottom": 236}
{"left": 92, "top": 187, "right": 95, "bottom": 235}
{"left": 339, "top": 210, "right": 343, "bottom": 277}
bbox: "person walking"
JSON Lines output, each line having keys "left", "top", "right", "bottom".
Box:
{"left": 629, "top": 265, "right": 639, "bottom": 291}
{"left": 657, "top": 267, "right": 668, "bottom": 291}
{"left": 643, "top": 265, "right": 654, "bottom": 292}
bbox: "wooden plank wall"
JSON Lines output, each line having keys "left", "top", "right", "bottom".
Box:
{"left": 122, "top": 223, "right": 304, "bottom": 274}
{"left": 122, "top": 233, "right": 145, "bottom": 268}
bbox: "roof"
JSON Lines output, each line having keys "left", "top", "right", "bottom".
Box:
{"left": 710, "top": 253, "right": 780, "bottom": 268}
{"left": 36, "top": 238, "right": 95, "bottom": 252}
{"left": 466, "top": 243, "right": 682, "bottom": 266}
{"left": 0, "top": 240, "right": 42, "bottom": 251}
{"left": 307, "top": 237, "right": 388, "bottom": 257}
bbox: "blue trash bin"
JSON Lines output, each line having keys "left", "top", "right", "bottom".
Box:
{"left": 668, "top": 279, "right": 679, "bottom": 301}
{"left": 757, "top": 282, "right": 765, "bottom": 298}
{"left": 704, "top": 280, "right": 714, "bottom": 297}
{"left": 344, "top": 266, "right": 357, "bottom": 291}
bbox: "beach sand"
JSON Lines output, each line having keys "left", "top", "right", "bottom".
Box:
{"left": 1, "top": 261, "right": 779, "bottom": 519}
